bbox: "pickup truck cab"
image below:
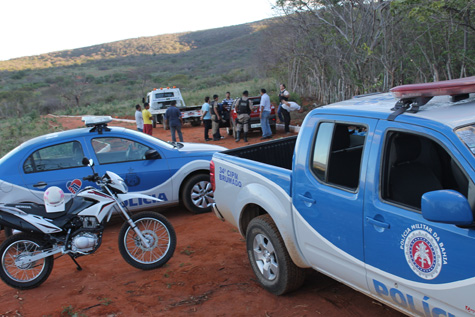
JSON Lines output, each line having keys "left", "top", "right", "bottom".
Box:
{"left": 211, "top": 77, "right": 475, "bottom": 316}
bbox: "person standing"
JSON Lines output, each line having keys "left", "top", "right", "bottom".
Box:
{"left": 221, "top": 91, "right": 233, "bottom": 127}
{"left": 135, "top": 104, "right": 143, "bottom": 132}
{"left": 277, "top": 83, "right": 290, "bottom": 124}
{"left": 234, "top": 90, "right": 253, "bottom": 142}
{"left": 164, "top": 100, "right": 184, "bottom": 142}
{"left": 279, "top": 84, "right": 291, "bottom": 134}
{"left": 201, "top": 96, "right": 212, "bottom": 141}
{"left": 142, "top": 103, "right": 153, "bottom": 136}
{"left": 259, "top": 88, "right": 272, "bottom": 140}
{"left": 211, "top": 94, "right": 223, "bottom": 141}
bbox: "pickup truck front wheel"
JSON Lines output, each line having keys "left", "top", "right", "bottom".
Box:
{"left": 246, "top": 215, "right": 305, "bottom": 295}
{"left": 182, "top": 174, "right": 214, "bottom": 214}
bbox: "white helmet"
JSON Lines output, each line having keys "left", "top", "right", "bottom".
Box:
{"left": 44, "top": 186, "right": 65, "bottom": 213}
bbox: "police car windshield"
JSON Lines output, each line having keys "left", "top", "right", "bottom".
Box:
{"left": 456, "top": 124, "right": 475, "bottom": 156}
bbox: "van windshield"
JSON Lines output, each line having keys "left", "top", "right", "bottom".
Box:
{"left": 456, "top": 124, "right": 475, "bottom": 156}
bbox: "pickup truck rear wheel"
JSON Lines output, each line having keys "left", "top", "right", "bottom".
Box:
{"left": 246, "top": 215, "right": 305, "bottom": 295}
{"left": 182, "top": 174, "right": 214, "bottom": 214}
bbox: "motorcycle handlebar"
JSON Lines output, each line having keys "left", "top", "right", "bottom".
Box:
{"left": 83, "top": 174, "right": 100, "bottom": 182}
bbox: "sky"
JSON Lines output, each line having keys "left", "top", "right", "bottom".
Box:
{"left": 0, "top": 0, "right": 277, "bottom": 61}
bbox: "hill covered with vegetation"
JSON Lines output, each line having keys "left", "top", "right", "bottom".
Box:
{"left": 0, "top": 0, "right": 473, "bottom": 157}
{"left": 0, "top": 19, "right": 274, "bottom": 119}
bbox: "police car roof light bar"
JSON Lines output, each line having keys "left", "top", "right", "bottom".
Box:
{"left": 82, "top": 116, "right": 112, "bottom": 134}
{"left": 387, "top": 76, "right": 475, "bottom": 121}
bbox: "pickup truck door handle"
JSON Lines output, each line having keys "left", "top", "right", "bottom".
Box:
{"left": 365, "top": 217, "right": 390, "bottom": 229}
{"left": 33, "top": 182, "right": 47, "bottom": 188}
{"left": 297, "top": 194, "right": 316, "bottom": 205}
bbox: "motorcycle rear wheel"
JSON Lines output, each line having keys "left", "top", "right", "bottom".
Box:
{"left": 118, "top": 211, "right": 176, "bottom": 270}
{"left": 0, "top": 233, "right": 54, "bottom": 289}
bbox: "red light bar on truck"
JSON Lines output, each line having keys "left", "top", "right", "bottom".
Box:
{"left": 387, "top": 76, "right": 475, "bottom": 121}
{"left": 390, "top": 76, "right": 475, "bottom": 99}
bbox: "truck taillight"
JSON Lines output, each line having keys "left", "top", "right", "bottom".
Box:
{"left": 210, "top": 160, "right": 216, "bottom": 192}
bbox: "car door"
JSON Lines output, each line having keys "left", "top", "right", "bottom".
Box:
{"left": 20, "top": 139, "right": 92, "bottom": 202}
{"left": 292, "top": 114, "right": 377, "bottom": 291}
{"left": 364, "top": 121, "right": 475, "bottom": 316}
{"left": 87, "top": 136, "right": 174, "bottom": 210}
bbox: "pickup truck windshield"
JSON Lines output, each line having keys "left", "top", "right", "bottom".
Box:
{"left": 456, "top": 124, "right": 475, "bottom": 156}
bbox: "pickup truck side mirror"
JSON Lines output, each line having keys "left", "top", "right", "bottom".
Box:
{"left": 421, "top": 190, "right": 473, "bottom": 225}
{"left": 145, "top": 149, "right": 160, "bottom": 160}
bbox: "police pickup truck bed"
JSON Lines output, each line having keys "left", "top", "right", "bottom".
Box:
{"left": 211, "top": 77, "right": 475, "bottom": 316}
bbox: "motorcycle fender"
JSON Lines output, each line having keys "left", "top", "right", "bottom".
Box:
{"left": 117, "top": 193, "right": 163, "bottom": 204}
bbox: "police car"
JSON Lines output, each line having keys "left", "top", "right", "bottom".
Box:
{"left": 0, "top": 116, "right": 226, "bottom": 217}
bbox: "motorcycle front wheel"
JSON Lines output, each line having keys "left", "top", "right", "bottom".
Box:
{"left": 118, "top": 211, "right": 176, "bottom": 270}
{"left": 0, "top": 233, "right": 54, "bottom": 289}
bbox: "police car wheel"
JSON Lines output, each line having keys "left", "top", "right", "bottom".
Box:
{"left": 182, "top": 174, "right": 214, "bottom": 214}
{"left": 246, "top": 214, "right": 305, "bottom": 295}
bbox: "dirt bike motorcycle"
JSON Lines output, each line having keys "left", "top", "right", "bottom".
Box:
{"left": 0, "top": 158, "right": 176, "bottom": 289}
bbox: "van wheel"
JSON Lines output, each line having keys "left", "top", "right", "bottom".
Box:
{"left": 182, "top": 174, "right": 214, "bottom": 214}
{"left": 246, "top": 215, "right": 305, "bottom": 295}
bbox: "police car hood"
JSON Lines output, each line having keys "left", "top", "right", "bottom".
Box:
{"left": 178, "top": 143, "right": 227, "bottom": 156}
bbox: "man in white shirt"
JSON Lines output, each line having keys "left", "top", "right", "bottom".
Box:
{"left": 135, "top": 104, "right": 144, "bottom": 132}
{"left": 259, "top": 88, "right": 272, "bottom": 139}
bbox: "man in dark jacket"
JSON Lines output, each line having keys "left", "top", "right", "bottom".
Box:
{"left": 234, "top": 90, "right": 253, "bottom": 142}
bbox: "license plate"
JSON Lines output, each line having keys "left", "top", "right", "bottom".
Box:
{"left": 251, "top": 123, "right": 261, "bottom": 128}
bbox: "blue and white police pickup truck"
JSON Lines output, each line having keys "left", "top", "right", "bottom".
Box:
{"left": 211, "top": 77, "right": 475, "bottom": 316}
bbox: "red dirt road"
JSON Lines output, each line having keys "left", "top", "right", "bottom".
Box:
{"left": 0, "top": 118, "right": 403, "bottom": 316}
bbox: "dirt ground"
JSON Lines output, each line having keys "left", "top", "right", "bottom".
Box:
{"left": 0, "top": 117, "right": 403, "bottom": 317}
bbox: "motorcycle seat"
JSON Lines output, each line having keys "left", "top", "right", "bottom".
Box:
{"left": 6, "top": 200, "right": 74, "bottom": 220}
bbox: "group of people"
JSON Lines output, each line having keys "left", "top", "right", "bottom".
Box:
{"left": 135, "top": 101, "right": 184, "bottom": 142}
{"left": 199, "top": 84, "right": 299, "bottom": 143}
{"left": 135, "top": 84, "right": 301, "bottom": 143}
{"left": 135, "top": 103, "right": 154, "bottom": 136}
{"left": 200, "top": 92, "right": 234, "bottom": 141}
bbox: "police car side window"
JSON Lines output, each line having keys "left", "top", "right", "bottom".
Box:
{"left": 91, "top": 137, "right": 153, "bottom": 164}
{"left": 23, "top": 141, "right": 84, "bottom": 173}
{"left": 311, "top": 122, "right": 366, "bottom": 190}
{"left": 381, "top": 131, "right": 471, "bottom": 210}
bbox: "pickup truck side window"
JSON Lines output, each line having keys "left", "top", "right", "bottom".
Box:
{"left": 456, "top": 124, "right": 475, "bottom": 156}
{"left": 382, "top": 131, "right": 470, "bottom": 210}
{"left": 311, "top": 122, "right": 366, "bottom": 190}
{"left": 91, "top": 137, "right": 156, "bottom": 164}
